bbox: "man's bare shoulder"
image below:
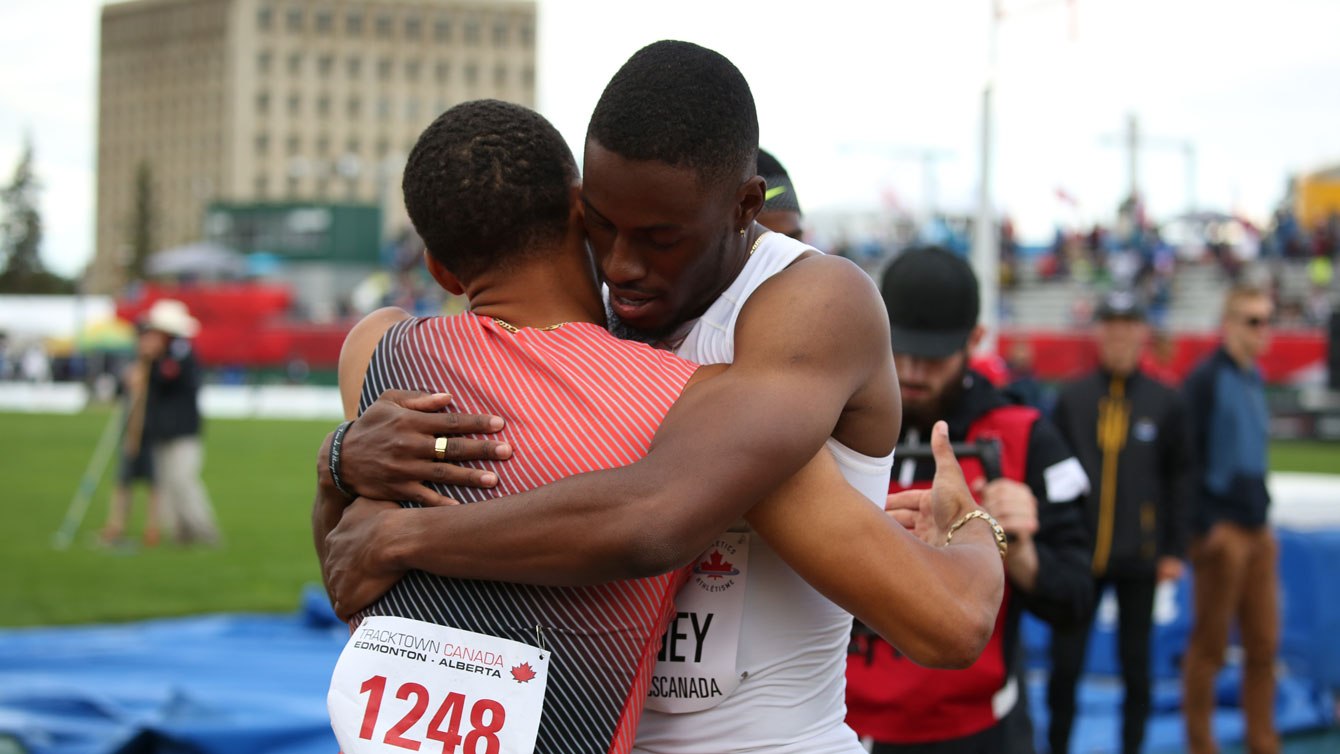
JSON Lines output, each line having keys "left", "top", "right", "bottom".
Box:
{"left": 737, "top": 252, "right": 889, "bottom": 353}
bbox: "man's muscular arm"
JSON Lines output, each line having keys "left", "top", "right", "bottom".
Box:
{"left": 327, "top": 256, "right": 895, "bottom": 596}
{"left": 747, "top": 422, "right": 1003, "bottom": 669}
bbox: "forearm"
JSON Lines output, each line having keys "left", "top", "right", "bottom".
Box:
{"left": 385, "top": 468, "right": 701, "bottom": 585}
{"left": 1003, "top": 534, "right": 1040, "bottom": 592}
{"left": 313, "top": 431, "right": 348, "bottom": 582}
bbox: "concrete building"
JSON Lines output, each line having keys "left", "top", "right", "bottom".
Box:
{"left": 90, "top": 0, "right": 536, "bottom": 294}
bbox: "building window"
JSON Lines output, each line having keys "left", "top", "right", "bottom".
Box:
{"left": 316, "top": 134, "right": 330, "bottom": 154}
{"left": 286, "top": 6, "right": 303, "bottom": 32}
{"left": 376, "top": 138, "right": 390, "bottom": 158}
{"left": 493, "top": 64, "right": 506, "bottom": 87}
{"left": 315, "top": 9, "right": 333, "bottom": 33}
{"left": 376, "top": 14, "right": 392, "bottom": 38}
{"left": 464, "top": 63, "right": 478, "bottom": 85}
{"left": 377, "top": 97, "right": 391, "bottom": 120}
{"left": 346, "top": 137, "right": 361, "bottom": 154}
{"left": 464, "top": 19, "right": 480, "bottom": 44}
{"left": 257, "top": 5, "right": 273, "bottom": 30}
{"left": 346, "top": 11, "right": 363, "bottom": 35}
{"left": 287, "top": 52, "right": 302, "bottom": 75}
{"left": 405, "top": 59, "right": 420, "bottom": 81}
{"left": 287, "top": 134, "right": 301, "bottom": 154}
{"left": 256, "top": 91, "right": 271, "bottom": 114}
{"left": 287, "top": 176, "right": 300, "bottom": 197}
{"left": 405, "top": 16, "right": 421, "bottom": 39}
{"left": 377, "top": 57, "right": 392, "bottom": 80}
{"left": 317, "top": 94, "right": 331, "bottom": 116}
{"left": 346, "top": 56, "right": 361, "bottom": 79}
{"left": 520, "top": 22, "right": 534, "bottom": 47}
{"left": 255, "top": 133, "right": 269, "bottom": 154}
{"left": 434, "top": 17, "right": 452, "bottom": 41}
{"left": 435, "top": 60, "right": 450, "bottom": 83}
{"left": 287, "top": 93, "right": 300, "bottom": 115}
{"left": 257, "top": 50, "right": 272, "bottom": 73}
{"left": 318, "top": 54, "right": 333, "bottom": 77}
{"left": 493, "top": 21, "right": 508, "bottom": 47}
{"left": 347, "top": 97, "right": 361, "bottom": 117}
{"left": 255, "top": 173, "right": 269, "bottom": 197}
{"left": 406, "top": 98, "right": 420, "bottom": 120}
{"left": 521, "top": 66, "right": 534, "bottom": 88}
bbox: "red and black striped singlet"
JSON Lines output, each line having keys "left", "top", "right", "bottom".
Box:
{"left": 357, "top": 314, "right": 698, "bottom": 754}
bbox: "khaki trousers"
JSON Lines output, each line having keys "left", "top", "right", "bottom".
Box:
{"left": 1182, "top": 522, "right": 1279, "bottom": 754}
{"left": 152, "top": 435, "right": 219, "bottom": 545}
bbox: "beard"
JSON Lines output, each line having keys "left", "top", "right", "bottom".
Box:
{"left": 901, "top": 355, "right": 970, "bottom": 435}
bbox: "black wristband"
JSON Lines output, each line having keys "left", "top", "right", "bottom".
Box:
{"left": 329, "top": 420, "right": 356, "bottom": 500}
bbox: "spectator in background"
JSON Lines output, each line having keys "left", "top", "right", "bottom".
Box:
{"left": 1047, "top": 291, "right": 1194, "bottom": 754}
{"left": 99, "top": 354, "right": 162, "bottom": 546}
{"left": 756, "top": 147, "right": 804, "bottom": 239}
{"left": 847, "top": 247, "right": 1093, "bottom": 754}
{"left": 1181, "top": 284, "right": 1279, "bottom": 754}
{"left": 139, "top": 299, "right": 219, "bottom": 546}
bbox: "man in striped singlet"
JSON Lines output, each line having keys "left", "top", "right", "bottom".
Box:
{"left": 318, "top": 42, "right": 1008, "bottom": 754}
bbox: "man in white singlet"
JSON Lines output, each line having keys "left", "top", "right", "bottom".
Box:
{"left": 318, "top": 41, "right": 1007, "bottom": 753}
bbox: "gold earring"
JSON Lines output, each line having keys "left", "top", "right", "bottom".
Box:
{"left": 738, "top": 227, "right": 747, "bottom": 236}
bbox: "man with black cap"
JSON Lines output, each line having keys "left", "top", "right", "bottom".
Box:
{"left": 846, "top": 246, "right": 1093, "bottom": 754}
{"left": 1046, "top": 290, "right": 1193, "bottom": 754}
{"left": 756, "top": 148, "right": 803, "bottom": 240}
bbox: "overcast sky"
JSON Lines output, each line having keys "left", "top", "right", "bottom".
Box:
{"left": 3, "top": 0, "right": 1339, "bottom": 277}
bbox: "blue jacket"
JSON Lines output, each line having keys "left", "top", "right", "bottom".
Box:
{"left": 1182, "top": 347, "right": 1271, "bottom": 532}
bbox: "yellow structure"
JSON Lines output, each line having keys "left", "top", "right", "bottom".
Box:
{"left": 1294, "top": 164, "right": 1340, "bottom": 229}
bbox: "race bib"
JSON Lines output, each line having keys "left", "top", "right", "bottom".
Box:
{"left": 329, "top": 616, "right": 551, "bottom": 754}
{"left": 645, "top": 532, "right": 749, "bottom": 713}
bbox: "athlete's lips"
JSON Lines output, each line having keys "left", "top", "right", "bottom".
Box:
{"left": 608, "top": 288, "right": 658, "bottom": 320}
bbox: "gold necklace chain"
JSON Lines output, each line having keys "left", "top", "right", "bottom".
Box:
{"left": 491, "top": 318, "right": 569, "bottom": 334}
{"left": 749, "top": 231, "right": 771, "bottom": 256}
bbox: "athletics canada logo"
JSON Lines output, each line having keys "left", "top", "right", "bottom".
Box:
{"left": 510, "top": 662, "right": 537, "bottom": 683}
{"left": 692, "top": 540, "right": 740, "bottom": 593}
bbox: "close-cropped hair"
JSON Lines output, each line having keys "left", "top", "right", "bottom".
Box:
{"left": 587, "top": 40, "right": 759, "bottom": 188}
{"left": 403, "top": 99, "right": 577, "bottom": 280}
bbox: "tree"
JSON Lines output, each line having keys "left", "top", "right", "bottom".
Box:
{"left": 0, "top": 139, "right": 71, "bottom": 294}
{"left": 128, "top": 161, "right": 155, "bottom": 282}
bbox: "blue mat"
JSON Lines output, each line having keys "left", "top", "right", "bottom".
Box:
{"left": 6, "top": 526, "right": 1340, "bottom": 754}
{"left": 0, "top": 586, "right": 345, "bottom": 754}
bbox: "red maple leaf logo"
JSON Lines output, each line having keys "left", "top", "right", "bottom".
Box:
{"left": 510, "top": 662, "right": 537, "bottom": 683}
{"left": 695, "top": 549, "right": 739, "bottom": 579}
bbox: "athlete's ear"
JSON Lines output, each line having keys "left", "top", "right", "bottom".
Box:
{"left": 423, "top": 250, "right": 465, "bottom": 295}
{"left": 967, "top": 325, "right": 986, "bottom": 353}
{"left": 735, "top": 174, "right": 766, "bottom": 231}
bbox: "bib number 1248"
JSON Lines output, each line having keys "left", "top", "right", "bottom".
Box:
{"left": 358, "top": 674, "right": 505, "bottom": 754}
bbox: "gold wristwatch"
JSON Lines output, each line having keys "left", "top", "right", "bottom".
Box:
{"left": 945, "top": 509, "right": 1008, "bottom": 559}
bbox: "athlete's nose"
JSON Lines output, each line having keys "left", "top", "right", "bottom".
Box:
{"left": 600, "top": 234, "right": 647, "bottom": 286}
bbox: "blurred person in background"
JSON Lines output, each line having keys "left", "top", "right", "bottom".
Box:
{"left": 1181, "top": 285, "right": 1279, "bottom": 754}
{"left": 139, "top": 299, "right": 219, "bottom": 546}
{"left": 1046, "top": 290, "right": 1194, "bottom": 754}
{"left": 756, "top": 148, "right": 803, "bottom": 240}
{"left": 846, "top": 246, "right": 1093, "bottom": 754}
{"left": 98, "top": 351, "right": 162, "bottom": 546}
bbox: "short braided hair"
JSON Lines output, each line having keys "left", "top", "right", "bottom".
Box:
{"left": 403, "top": 99, "right": 577, "bottom": 280}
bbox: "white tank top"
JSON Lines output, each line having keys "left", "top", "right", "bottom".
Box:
{"left": 634, "top": 233, "right": 894, "bottom": 754}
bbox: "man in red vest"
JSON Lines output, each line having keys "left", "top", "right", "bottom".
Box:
{"left": 847, "top": 246, "right": 1094, "bottom": 753}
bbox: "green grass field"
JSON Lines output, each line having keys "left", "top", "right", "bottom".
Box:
{"left": 1, "top": 409, "right": 330, "bottom": 627}
{"left": 1, "top": 410, "right": 1337, "bottom": 628}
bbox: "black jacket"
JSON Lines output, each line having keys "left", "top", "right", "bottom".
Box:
{"left": 1052, "top": 368, "right": 1194, "bottom": 577}
{"left": 143, "top": 339, "right": 203, "bottom": 444}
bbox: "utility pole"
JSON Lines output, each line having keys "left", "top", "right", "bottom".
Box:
{"left": 1101, "top": 111, "right": 1198, "bottom": 216}
{"left": 973, "top": 0, "right": 1001, "bottom": 354}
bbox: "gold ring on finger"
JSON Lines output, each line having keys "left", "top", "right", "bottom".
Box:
{"left": 433, "top": 435, "right": 448, "bottom": 462}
